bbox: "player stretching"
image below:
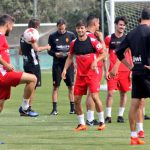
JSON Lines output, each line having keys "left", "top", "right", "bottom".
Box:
{"left": 62, "top": 20, "right": 106, "bottom": 131}
{"left": 104, "top": 16, "right": 132, "bottom": 123}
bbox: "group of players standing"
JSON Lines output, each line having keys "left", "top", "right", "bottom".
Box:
{"left": 0, "top": 7, "right": 150, "bottom": 145}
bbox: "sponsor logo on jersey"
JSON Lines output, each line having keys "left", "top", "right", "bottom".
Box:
{"left": 133, "top": 55, "right": 142, "bottom": 64}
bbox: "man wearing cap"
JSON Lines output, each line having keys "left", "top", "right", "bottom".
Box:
{"left": 48, "top": 19, "right": 76, "bottom": 115}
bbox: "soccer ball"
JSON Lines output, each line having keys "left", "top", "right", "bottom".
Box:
{"left": 23, "top": 28, "right": 39, "bottom": 43}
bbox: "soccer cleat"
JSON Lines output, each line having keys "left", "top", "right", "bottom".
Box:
{"left": 74, "top": 124, "right": 87, "bottom": 131}
{"left": 144, "top": 115, "right": 150, "bottom": 120}
{"left": 117, "top": 116, "right": 124, "bottom": 123}
{"left": 69, "top": 110, "right": 76, "bottom": 114}
{"left": 19, "top": 106, "right": 39, "bottom": 117}
{"left": 97, "top": 122, "right": 106, "bottom": 131}
{"left": 105, "top": 117, "right": 112, "bottom": 123}
{"left": 50, "top": 110, "right": 58, "bottom": 115}
{"left": 130, "top": 137, "right": 145, "bottom": 145}
{"left": 138, "top": 131, "right": 145, "bottom": 138}
{"left": 86, "top": 119, "right": 99, "bottom": 126}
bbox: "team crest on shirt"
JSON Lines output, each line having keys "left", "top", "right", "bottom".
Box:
{"left": 96, "top": 43, "right": 102, "bottom": 49}
{"left": 66, "top": 37, "right": 69, "bottom": 43}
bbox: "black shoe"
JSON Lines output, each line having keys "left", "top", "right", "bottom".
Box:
{"left": 69, "top": 110, "right": 76, "bottom": 114}
{"left": 105, "top": 117, "right": 112, "bottom": 123}
{"left": 117, "top": 116, "right": 124, "bottom": 123}
{"left": 144, "top": 115, "right": 150, "bottom": 120}
{"left": 86, "top": 119, "right": 99, "bottom": 126}
{"left": 50, "top": 110, "right": 58, "bottom": 115}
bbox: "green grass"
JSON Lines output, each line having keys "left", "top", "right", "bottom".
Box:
{"left": 0, "top": 71, "right": 150, "bottom": 150}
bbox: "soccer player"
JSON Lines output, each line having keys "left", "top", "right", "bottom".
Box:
{"left": 19, "top": 18, "right": 51, "bottom": 117}
{"left": 85, "top": 14, "right": 107, "bottom": 126}
{"left": 104, "top": 16, "right": 132, "bottom": 123}
{"left": 0, "top": 14, "right": 37, "bottom": 115}
{"left": 48, "top": 19, "right": 76, "bottom": 115}
{"left": 62, "top": 20, "right": 106, "bottom": 131}
{"left": 116, "top": 8, "right": 150, "bottom": 145}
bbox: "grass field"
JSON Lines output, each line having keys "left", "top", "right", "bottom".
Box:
{"left": 0, "top": 71, "right": 150, "bottom": 150}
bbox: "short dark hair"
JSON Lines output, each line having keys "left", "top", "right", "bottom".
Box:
{"left": 0, "top": 14, "right": 15, "bottom": 26}
{"left": 57, "top": 19, "right": 66, "bottom": 26}
{"left": 28, "top": 18, "right": 40, "bottom": 28}
{"left": 114, "top": 16, "right": 128, "bottom": 25}
{"left": 76, "top": 20, "right": 86, "bottom": 27}
{"left": 86, "top": 14, "right": 99, "bottom": 26}
{"left": 141, "top": 8, "right": 150, "bottom": 20}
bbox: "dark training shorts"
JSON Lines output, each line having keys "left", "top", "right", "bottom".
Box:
{"left": 24, "top": 64, "right": 41, "bottom": 87}
{"left": 52, "top": 63, "right": 74, "bottom": 87}
{"left": 132, "top": 73, "right": 150, "bottom": 99}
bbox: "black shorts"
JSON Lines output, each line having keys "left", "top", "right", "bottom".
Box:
{"left": 52, "top": 63, "right": 74, "bottom": 87}
{"left": 24, "top": 64, "right": 41, "bottom": 87}
{"left": 132, "top": 73, "right": 150, "bottom": 99}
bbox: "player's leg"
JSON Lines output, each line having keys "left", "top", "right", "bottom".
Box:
{"left": 105, "top": 77, "right": 117, "bottom": 123}
{"left": 86, "top": 66, "right": 103, "bottom": 126}
{"left": 142, "top": 99, "right": 150, "bottom": 120}
{"left": 105, "top": 90, "right": 115, "bottom": 123}
{"left": 117, "top": 91, "right": 127, "bottom": 123}
{"left": 136, "top": 99, "right": 144, "bottom": 138}
{"left": 117, "top": 71, "right": 131, "bottom": 122}
{"left": 129, "top": 98, "right": 145, "bottom": 145}
{"left": 74, "top": 95, "right": 87, "bottom": 131}
{"left": 19, "top": 72, "right": 37, "bottom": 114}
{"left": 86, "top": 93, "right": 99, "bottom": 126}
{"left": 88, "top": 75, "right": 105, "bottom": 130}
{"left": 74, "top": 76, "right": 87, "bottom": 131}
{"left": 50, "top": 64, "right": 61, "bottom": 115}
{"left": 90, "top": 92, "right": 105, "bottom": 130}
{"left": 21, "top": 65, "right": 40, "bottom": 116}
{"left": 65, "top": 64, "right": 75, "bottom": 114}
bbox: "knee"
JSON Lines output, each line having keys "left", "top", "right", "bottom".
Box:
{"left": 32, "top": 74, "right": 37, "bottom": 83}
{"left": 107, "top": 91, "right": 114, "bottom": 98}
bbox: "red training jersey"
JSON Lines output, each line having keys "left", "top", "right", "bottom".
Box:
{"left": 105, "top": 34, "right": 132, "bottom": 71}
{"left": 0, "top": 33, "right": 10, "bottom": 75}
{"left": 69, "top": 36, "right": 104, "bottom": 76}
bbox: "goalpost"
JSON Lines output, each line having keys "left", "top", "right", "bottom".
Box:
{"left": 105, "top": 0, "right": 150, "bottom": 34}
{"left": 100, "top": 0, "right": 150, "bottom": 91}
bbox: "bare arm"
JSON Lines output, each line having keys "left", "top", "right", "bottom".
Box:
{"left": 32, "top": 42, "right": 51, "bottom": 52}
{"left": 61, "top": 54, "right": 74, "bottom": 79}
{"left": 0, "top": 56, "right": 14, "bottom": 71}
{"left": 91, "top": 50, "right": 107, "bottom": 70}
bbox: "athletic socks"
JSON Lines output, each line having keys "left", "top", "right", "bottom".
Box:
{"left": 98, "top": 111, "right": 104, "bottom": 123}
{"left": 77, "top": 114, "right": 85, "bottom": 125}
{"left": 52, "top": 102, "right": 57, "bottom": 111}
{"left": 87, "top": 110, "right": 94, "bottom": 122}
{"left": 106, "top": 107, "right": 112, "bottom": 117}
{"left": 70, "top": 102, "right": 75, "bottom": 111}
{"left": 118, "top": 107, "right": 125, "bottom": 116}
{"left": 21, "top": 98, "right": 29, "bottom": 110}
{"left": 131, "top": 131, "right": 138, "bottom": 138}
{"left": 136, "top": 123, "right": 144, "bottom": 132}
